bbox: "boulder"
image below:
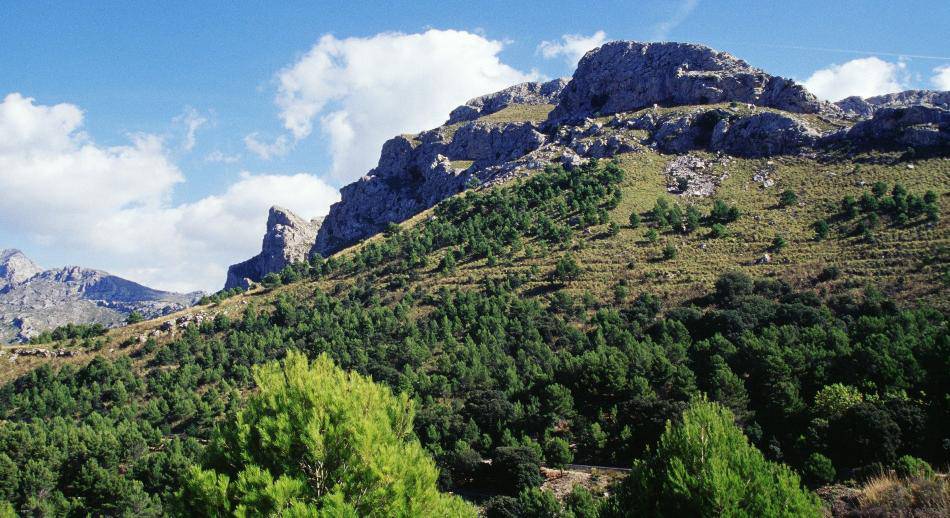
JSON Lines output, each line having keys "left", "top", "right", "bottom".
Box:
{"left": 840, "top": 105, "right": 950, "bottom": 148}
{"left": 548, "top": 41, "right": 822, "bottom": 123}
{"left": 224, "top": 206, "right": 322, "bottom": 290}
{"left": 711, "top": 112, "right": 819, "bottom": 156}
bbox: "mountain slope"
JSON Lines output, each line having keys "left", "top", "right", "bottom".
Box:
{"left": 0, "top": 40, "right": 947, "bottom": 516}
{"left": 0, "top": 249, "right": 201, "bottom": 342}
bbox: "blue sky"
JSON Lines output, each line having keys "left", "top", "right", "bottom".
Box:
{"left": 1, "top": 1, "right": 948, "bottom": 292}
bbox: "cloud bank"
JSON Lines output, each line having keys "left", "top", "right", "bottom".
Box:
{"left": 0, "top": 93, "right": 338, "bottom": 293}
{"left": 538, "top": 31, "right": 607, "bottom": 66}
{"left": 269, "top": 29, "right": 535, "bottom": 183}
{"left": 803, "top": 57, "right": 908, "bottom": 101}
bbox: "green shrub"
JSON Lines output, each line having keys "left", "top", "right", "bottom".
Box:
{"left": 603, "top": 401, "right": 821, "bottom": 517}
{"left": 895, "top": 455, "right": 934, "bottom": 479}
{"left": 814, "top": 219, "right": 829, "bottom": 240}
{"left": 779, "top": 190, "right": 798, "bottom": 207}
{"left": 771, "top": 234, "right": 787, "bottom": 251}
{"left": 662, "top": 243, "right": 678, "bottom": 260}
{"left": 628, "top": 212, "right": 641, "bottom": 228}
{"left": 803, "top": 453, "right": 836, "bottom": 487}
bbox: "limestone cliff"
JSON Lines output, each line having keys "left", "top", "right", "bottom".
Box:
{"left": 224, "top": 206, "right": 322, "bottom": 290}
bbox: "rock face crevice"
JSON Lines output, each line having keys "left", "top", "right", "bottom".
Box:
{"left": 224, "top": 207, "right": 323, "bottom": 290}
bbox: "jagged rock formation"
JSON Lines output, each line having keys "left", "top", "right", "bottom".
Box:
{"left": 0, "top": 249, "right": 200, "bottom": 343}
{"left": 547, "top": 41, "right": 823, "bottom": 123}
{"left": 836, "top": 90, "right": 950, "bottom": 119}
{"left": 0, "top": 249, "right": 42, "bottom": 289}
{"left": 225, "top": 207, "right": 323, "bottom": 290}
{"left": 446, "top": 79, "right": 568, "bottom": 124}
{"left": 306, "top": 40, "right": 948, "bottom": 259}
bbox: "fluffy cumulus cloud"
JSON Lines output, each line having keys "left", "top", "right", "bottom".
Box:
{"left": 537, "top": 30, "right": 607, "bottom": 66}
{"left": 932, "top": 65, "right": 950, "bottom": 90}
{"left": 0, "top": 93, "right": 338, "bottom": 293}
{"left": 803, "top": 57, "right": 909, "bottom": 101}
{"left": 270, "top": 29, "right": 535, "bottom": 183}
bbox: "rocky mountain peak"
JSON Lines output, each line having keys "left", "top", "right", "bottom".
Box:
{"left": 224, "top": 206, "right": 323, "bottom": 290}
{"left": 835, "top": 90, "right": 950, "bottom": 119}
{"left": 548, "top": 41, "right": 823, "bottom": 122}
{"left": 0, "top": 249, "right": 43, "bottom": 289}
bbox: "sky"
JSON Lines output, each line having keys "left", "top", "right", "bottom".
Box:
{"left": 1, "top": 0, "right": 948, "bottom": 293}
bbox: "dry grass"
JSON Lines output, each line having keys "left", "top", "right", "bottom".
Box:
{"left": 858, "top": 473, "right": 949, "bottom": 517}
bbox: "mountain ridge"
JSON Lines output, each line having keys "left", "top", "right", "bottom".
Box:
{"left": 0, "top": 248, "right": 201, "bottom": 342}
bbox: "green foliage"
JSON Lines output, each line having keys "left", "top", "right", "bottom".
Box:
{"left": 604, "top": 401, "right": 822, "bottom": 517}
{"left": 837, "top": 182, "right": 939, "bottom": 233}
{"left": 709, "top": 223, "right": 729, "bottom": 238}
{"left": 895, "top": 455, "right": 934, "bottom": 479}
{"left": 543, "top": 436, "right": 573, "bottom": 469}
{"left": 814, "top": 219, "right": 829, "bottom": 240}
{"left": 261, "top": 271, "right": 282, "bottom": 289}
{"left": 628, "top": 212, "right": 641, "bottom": 228}
{"left": 491, "top": 446, "right": 543, "bottom": 495}
{"left": 779, "top": 190, "right": 799, "bottom": 207}
{"left": 709, "top": 199, "right": 740, "bottom": 224}
{"left": 813, "top": 383, "right": 864, "bottom": 419}
{"left": 645, "top": 228, "right": 659, "bottom": 243}
{"left": 29, "top": 322, "right": 107, "bottom": 344}
{"left": 554, "top": 254, "right": 581, "bottom": 282}
{"left": 126, "top": 311, "right": 145, "bottom": 325}
{"left": 180, "top": 351, "right": 475, "bottom": 516}
{"left": 662, "top": 243, "right": 678, "bottom": 260}
{"left": 771, "top": 234, "right": 787, "bottom": 251}
{"left": 803, "top": 453, "right": 836, "bottom": 488}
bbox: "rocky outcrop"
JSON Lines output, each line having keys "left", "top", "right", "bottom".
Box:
{"left": 446, "top": 79, "right": 568, "bottom": 124}
{"left": 0, "top": 249, "right": 200, "bottom": 343}
{"left": 224, "top": 207, "right": 322, "bottom": 290}
{"left": 311, "top": 119, "right": 549, "bottom": 257}
{"left": 839, "top": 105, "right": 950, "bottom": 148}
{"left": 305, "top": 40, "right": 947, "bottom": 262}
{"left": 710, "top": 112, "right": 820, "bottom": 156}
{"left": 548, "top": 41, "right": 822, "bottom": 123}
{"left": 0, "top": 249, "right": 42, "bottom": 289}
{"left": 836, "top": 90, "right": 950, "bottom": 119}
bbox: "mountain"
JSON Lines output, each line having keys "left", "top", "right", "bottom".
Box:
{"left": 224, "top": 206, "right": 323, "bottom": 290}
{"left": 0, "top": 249, "right": 201, "bottom": 342}
{"left": 226, "top": 41, "right": 947, "bottom": 290}
{"left": 2, "top": 40, "right": 947, "bottom": 516}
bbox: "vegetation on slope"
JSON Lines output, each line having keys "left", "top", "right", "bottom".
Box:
{"left": 0, "top": 154, "right": 946, "bottom": 516}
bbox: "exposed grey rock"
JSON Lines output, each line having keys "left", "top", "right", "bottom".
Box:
{"left": 446, "top": 79, "right": 568, "bottom": 124}
{"left": 548, "top": 41, "right": 822, "bottom": 123}
{"left": 224, "top": 206, "right": 323, "bottom": 290}
{"left": 664, "top": 155, "right": 729, "bottom": 196}
{"left": 836, "top": 90, "right": 950, "bottom": 119}
{"left": 710, "top": 112, "right": 819, "bottom": 157}
{"left": 0, "top": 249, "right": 200, "bottom": 343}
{"left": 447, "top": 122, "right": 546, "bottom": 166}
{"left": 838, "top": 105, "right": 950, "bottom": 148}
{"left": 0, "top": 249, "right": 42, "bottom": 290}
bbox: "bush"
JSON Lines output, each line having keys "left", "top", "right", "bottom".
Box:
{"left": 645, "top": 229, "right": 659, "bottom": 243}
{"left": 709, "top": 223, "right": 729, "bottom": 238}
{"left": 628, "top": 212, "right": 641, "bottom": 228}
{"left": 607, "top": 222, "right": 620, "bottom": 236}
{"left": 710, "top": 199, "right": 740, "bottom": 224}
{"left": 261, "top": 272, "right": 282, "bottom": 289}
{"left": 662, "top": 244, "right": 678, "bottom": 260}
{"left": 602, "top": 401, "right": 821, "bottom": 517}
{"left": 126, "top": 311, "right": 144, "bottom": 325}
{"left": 715, "top": 271, "right": 754, "bottom": 305}
{"left": 895, "top": 455, "right": 934, "bottom": 479}
{"left": 771, "top": 235, "right": 787, "bottom": 252}
{"left": 803, "top": 453, "right": 836, "bottom": 487}
{"left": 814, "top": 219, "right": 829, "bottom": 240}
{"left": 553, "top": 255, "right": 581, "bottom": 282}
{"left": 491, "top": 446, "right": 543, "bottom": 495}
{"left": 779, "top": 190, "right": 798, "bottom": 207}
{"left": 543, "top": 437, "right": 573, "bottom": 469}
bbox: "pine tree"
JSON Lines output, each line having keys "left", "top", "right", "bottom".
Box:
{"left": 179, "top": 351, "right": 475, "bottom": 517}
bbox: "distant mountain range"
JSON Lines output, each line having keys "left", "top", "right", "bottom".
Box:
{"left": 0, "top": 249, "right": 200, "bottom": 343}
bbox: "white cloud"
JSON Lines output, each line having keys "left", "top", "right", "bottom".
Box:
{"left": 932, "top": 65, "right": 950, "bottom": 90}
{"left": 0, "top": 93, "right": 338, "bottom": 293}
{"left": 204, "top": 149, "right": 241, "bottom": 163}
{"left": 803, "top": 57, "right": 909, "bottom": 101}
{"left": 244, "top": 132, "right": 291, "bottom": 159}
{"left": 174, "top": 107, "right": 208, "bottom": 151}
{"left": 653, "top": 0, "right": 699, "bottom": 41}
{"left": 537, "top": 31, "right": 607, "bottom": 66}
{"left": 272, "top": 29, "right": 535, "bottom": 182}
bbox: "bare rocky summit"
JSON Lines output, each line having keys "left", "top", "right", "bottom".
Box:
{"left": 224, "top": 206, "right": 323, "bottom": 290}
{"left": 547, "top": 41, "right": 823, "bottom": 123}
{"left": 0, "top": 249, "right": 200, "bottom": 343}
{"left": 224, "top": 40, "right": 948, "bottom": 280}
